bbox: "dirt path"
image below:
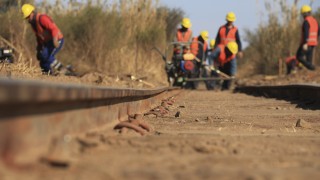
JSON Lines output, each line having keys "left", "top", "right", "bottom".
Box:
{"left": 2, "top": 90, "right": 320, "bottom": 180}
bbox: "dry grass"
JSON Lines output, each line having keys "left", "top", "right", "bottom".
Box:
{"left": 0, "top": 0, "right": 184, "bottom": 86}
{"left": 240, "top": 0, "right": 320, "bottom": 76}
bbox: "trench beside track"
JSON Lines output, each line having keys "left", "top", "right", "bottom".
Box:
{"left": 235, "top": 84, "right": 320, "bottom": 109}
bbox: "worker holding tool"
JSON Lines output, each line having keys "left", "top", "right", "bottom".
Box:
{"left": 165, "top": 18, "right": 193, "bottom": 86}
{"left": 285, "top": 51, "right": 301, "bottom": 75}
{"left": 174, "top": 18, "right": 193, "bottom": 55}
{"left": 215, "top": 12, "right": 243, "bottom": 59}
{"left": 22, "top": 4, "right": 65, "bottom": 74}
{"left": 203, "top": 39, "right": 218, "bottom": 90}
{"left": 185, "top": 31, "right": 209, "bottom": 89}
{"left": 296, "top": 5, "right": 319, "bottom": 71}
{"left": 286, "top": 56, "right": 301, "bottom": 75}
{"left": 208, "top": 41, "right": 238, "bottom": 90}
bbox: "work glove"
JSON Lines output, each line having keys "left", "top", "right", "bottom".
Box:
{"left": 302, "top": 43, "right": 308, "bottom": 51}
{"left": 53, "top": 37, "right": 60, "bottom": 48}
{"left": 237, "top": 51, "right": 243, "bottom": 59}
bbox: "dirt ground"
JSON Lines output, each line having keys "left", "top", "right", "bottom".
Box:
{"left": 1, "top": 88, "right": 320, "bottom": 180}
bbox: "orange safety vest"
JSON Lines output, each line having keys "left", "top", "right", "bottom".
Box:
{"left": 217, "top": 45, "right": 236, "bottom": 66}
{"left": 34, "top": 13, "right": 63, "bottom": 44}
{"left": 301, "top": 16, "right": 318, "bottom": 46}
{"left": 176, "top": 29, "right": 192, "bottom": 42}
{"left": 218, "top": 25, "right": 238, "bottom": 45}
{"left": 190, "top": 37, "right": 208, "bottom": 56}
{"left": 174, "top": 29, "right": 192, "bottom": 54}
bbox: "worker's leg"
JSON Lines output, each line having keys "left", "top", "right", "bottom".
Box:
{"left": 203, "top": 68, "right": 215, "bottom": 90}
{"left": 286, "top": 61, "right": 296, "bottom": 75}
{"left": 221, "top": 59, "right": 236, "bottom": 90}
{"left": 306, "top": 46, "right": 315, "bottom": 69}
{"left": 38, "top": 39, "right": 64, "bottom": 73}
{"left": 296, "top": 45, "right": 315, "bottom": 70}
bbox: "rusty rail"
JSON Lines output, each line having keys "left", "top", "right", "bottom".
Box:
{"left": 0, "top": 78, "right": 181, "bottom": 167}
{"left": 235, "top": 84, "right": 320, "bottom": 109}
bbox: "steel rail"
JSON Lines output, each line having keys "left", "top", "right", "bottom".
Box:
{"left": 235, "top": 84, "right": 320, "bottom": 107}
{"left": 0, "top": 78, "right": 181, "bottom": 167}
{"left": 185, "top": 77, "right": 235, "bottom": 82}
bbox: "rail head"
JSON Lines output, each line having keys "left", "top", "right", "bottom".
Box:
{"left": 0, "top": 78, "right": 175, "bottom": 103}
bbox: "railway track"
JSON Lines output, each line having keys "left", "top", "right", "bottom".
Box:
{"left": 0, "top": 78, "right": 181, "bottom": 167}
{"left": 1, "top": 79, "right": 320, "bottom": 170}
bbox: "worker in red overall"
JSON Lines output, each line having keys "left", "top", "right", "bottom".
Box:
{"left": 22, "top": 4, "right": 64, "bottom": 74}
{"left": 296, "top": 5, "right": 319, "bottom": 71}
{"left": 208, "top": 42, "right": 238, "bottom": 90}
{"left": 285, "top": 55, "right": 300, "bottom": 75}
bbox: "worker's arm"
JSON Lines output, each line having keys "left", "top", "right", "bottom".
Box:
{"left": 188, "top": 30, "right": 193, "bottom": 42}
{"left": 302, "top": 20, "right": 309, "bottom": 44}
{"left": 39, "top": 15, "right": 61, "bottom": 47}
{"left": 214, "top": 28, "right": 221, "bottom": 48}
{"left": 318, "top": 24, "right": 320, "bottom": 39}
{"left": 235, "top": 30, "right": 242, "bottom": 52}
{"left": 208, "top": 46, "right": 221, "bottom": 66}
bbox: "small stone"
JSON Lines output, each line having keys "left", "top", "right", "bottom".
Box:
{"left": 206, "top": 116, "right": 212, "bottom": 121}
{"left": 296, "top": 119, "right": 312, "bottom": 128}
{"left": 134, "top": 114, "right": 143, "bottom": 119}
{"left": 144, "top": 113, "right": 158, "bottom": 118}
{"left": 195, "top": 118, "right": 200, "bottom": 122}
{"left": 175, "top": 111, "right": 181, "bottom": 118}
{"left": 77, "top": 137, "right": 99, "bottom": 148}
{"left": 179, "top": 105, "right": 186, "bottom": 108}
{"left": 40, "top": 157, "right": 70, "bottom": 168}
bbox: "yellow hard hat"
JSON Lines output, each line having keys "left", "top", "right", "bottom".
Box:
{"left": 200, "top": 31, "right": 209, "bottom": 41}
{"left": 301, "top": 5, "right": 312, "bottom": 14}
{"left": 226, "top": 41, "right": 238, "bottom": 54}
{"left": 22, "top": 4, "right": 35, "bottom": 18}
{"left": 210, "top": 39, "right": 216, "bottom": 49}
{"left": 226, "top": 12, "right": 236, "bottom": 22}
{"left": 181, "top": 18, "right": 192, "bottom": 28}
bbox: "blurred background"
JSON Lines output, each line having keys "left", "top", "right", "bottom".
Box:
{"left": 0, "top": 0, "right": 319, "bottom": 83}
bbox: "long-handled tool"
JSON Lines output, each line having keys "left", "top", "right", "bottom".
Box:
{"left": 186, "top": 65, "right": 234, "bottom": 82}
{"left": 151, "top": 46, "right": 167, "bottom": 62}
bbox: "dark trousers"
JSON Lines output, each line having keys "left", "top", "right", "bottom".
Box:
{"left": 37, "top": 39, "right": 64, "bottom": 73}
{"left": 286, "top": 61, "right": 296, "bottom": 74}
{"left": 219, "top": 59, "right": 236, "bottom": 90}
{"left": 296, "top": 45, "right": 315, "bottom": 70}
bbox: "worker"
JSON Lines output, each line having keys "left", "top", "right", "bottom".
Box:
{"left": 191, "top": 31, "right": 209, "bottom": 62}
{"left": 202, "top": 39, "right": 217, "bottom": 90}
{"left": 296, "top": 5, "right": 319, "bottom": 71}
{"left": 285, "top": 55, "right": 300, "bottom": 75}
{"left": 173, "top": 18, "right": 193, "bottom": 57}
{"left": 185, "top": 31, "right": 209, "bottom": 89}
{"left": 215, "top": 12, "right": 243, "bottom": 59}
{"left": 21, "top": 4, "right": 64, "bottom": 74}
{"left": 208, "top": 41, "right": 238, "bottom": 90}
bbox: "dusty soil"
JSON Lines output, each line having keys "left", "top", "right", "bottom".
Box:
{"left": 1, "top": 90, "right": 320, "bottom": 180}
